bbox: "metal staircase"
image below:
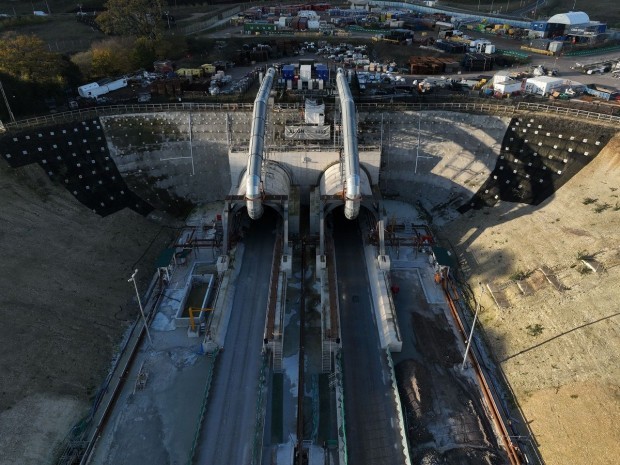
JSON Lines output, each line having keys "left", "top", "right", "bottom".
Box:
{"left": 272, "top": 339, "right": 283, "bottom": 373}
{"left": 321, "top": 339, "right": 333, "bottom": 373}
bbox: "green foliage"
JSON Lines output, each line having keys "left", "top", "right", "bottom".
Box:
{"left": 0, "top": 34, "right": 66, "bottom": 84}
{"left": 0, "top": 15, "right": 50, "bottom": 32}
{"left": 576, "top": 250, "right": 594, "bottom": 261}
{"left": 509, "top": 270, "right": 531, "bottom": 282}
{"left": 71, "top": 34, "right": 187, "bottom": 80}
{"left": 593, "top": 203, "right": 611, "bottom": 213}
{"left": 91, "top": 37, "right": 134, "bottom": 77}
{"left": 96, "top": 0, "right": 165, "bottom": 39}
{"left": 525, "top": 323, "right": 544, "bottom": 337}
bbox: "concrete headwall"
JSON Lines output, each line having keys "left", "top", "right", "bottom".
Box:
{"left": 101, "top": 111, "right": 253, "bottom": 215}
{"left": 369, "top": 111, "right": 510, "bottom": 224}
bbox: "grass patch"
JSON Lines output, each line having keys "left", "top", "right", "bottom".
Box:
{"left": 593, "top": 202, "right": 611, "bottom": 213}
{"left": 576, "top": 250, "right": 594, "bottom": 261}
{"left": 582, "top": 197, "right": 598, "bottom": 205}
{"left": 525, "top": 323, "right": 544, "bottom": 337}
{"left": 509, "top": 270, "right": 532, "bottom": 281}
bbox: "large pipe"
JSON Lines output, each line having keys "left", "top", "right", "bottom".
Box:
{"left": 246, "top": 67, "right": 276, "bottom": 220}
{"left": 336, "top": 68, "right": 361, "bottom": 220}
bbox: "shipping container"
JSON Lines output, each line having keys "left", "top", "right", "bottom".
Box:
{"left": 525, "top": 76, "right": 563, "bottom": 95}
{"left": 300, "top": 64, "right": 312, "bottom": 82}
{"left": 244, "top": 22, "right": 276, "bottom": 33}
{"left": 282, "top": 65, "right": 295, "bottom": 79}
{"left": 494, "top": 79, "right": 523, "bottom": 95}
{"left": 584, "top": 84, "right": 617, "bottom": 101}
{"left": 548, "top": 41, "right": 563, "bottom": 53}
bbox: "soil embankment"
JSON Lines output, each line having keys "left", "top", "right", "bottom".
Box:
{"left": 0, "top": 161, "right": 173, "bottom": 465}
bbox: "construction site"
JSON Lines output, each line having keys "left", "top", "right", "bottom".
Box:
{"left": 0, "top": 61, "right": 619, "bottom": 465}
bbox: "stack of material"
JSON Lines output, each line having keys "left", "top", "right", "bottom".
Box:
{"left": 462, "top": 53, "right": 494, "bottom": 72}
{"left": 409, "top": 56, "right": 460, "bottom": 75}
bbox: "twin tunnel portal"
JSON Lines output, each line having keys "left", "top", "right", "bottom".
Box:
{"left": 191, "top": 69, "right": 514, "bottom": 465}
{"left": 203, "top": 68, "right": 407, "bottom": 465}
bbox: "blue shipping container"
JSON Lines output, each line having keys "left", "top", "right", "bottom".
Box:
{"left": 530, "top": 21, "right": 549, "bottom": 31}
{"left": 282, "top": 65, "right": 295, "bottom": 79}
{"left": 316, "top": 68, "right": 329, "bottom": 80}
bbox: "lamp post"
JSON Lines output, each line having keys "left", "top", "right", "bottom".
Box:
{"left": 128, "top": 269, "right": 153, "bottom": 346}
{"left": 461, "top": 282, "right": 484, "bottom": 370}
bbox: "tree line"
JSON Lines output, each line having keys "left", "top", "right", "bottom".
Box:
{"left": 0, "top": 0, "right": 191, "bottom": 120}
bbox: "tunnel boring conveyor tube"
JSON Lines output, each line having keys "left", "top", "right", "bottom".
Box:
{"left": 336, "top": 68, "right": 361, "bottom": 220}
{"left": 246, "top": 67, "right": 276, "bottom": 220}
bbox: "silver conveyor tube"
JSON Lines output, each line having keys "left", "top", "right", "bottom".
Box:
{"left": 246, "top": 67, "right": 276, "bottom": 220}
{"left": 336, "top": 68, "right": 361, "bottom": 220}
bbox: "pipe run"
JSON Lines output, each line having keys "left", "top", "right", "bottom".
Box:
{"left": 336, "top": 68, "right": 361, "bottom": 220}
{"left": 246, "top": 67, "right": 276, "bottom": 220}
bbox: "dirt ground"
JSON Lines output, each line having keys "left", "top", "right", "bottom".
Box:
{"left": 0, "top": 161, "right": 174, "bottom": 465}
{"left": 391, "top": 277, "right": 507, "bottom": 465}
{"left": 441, "top": 132, "right": 620, "bottom": 465}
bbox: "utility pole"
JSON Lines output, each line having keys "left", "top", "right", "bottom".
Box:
{"left": 128, "top": 269, "right": 153, "bottom": 347}
{"left": 461, "top": 282, "right": 484, "bottom": 370}
{"left": 0, "top": 81, "right": 16, "bottom": 123}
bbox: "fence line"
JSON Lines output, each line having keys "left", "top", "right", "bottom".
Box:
{"left": 3, "top": 101, "right": 618, "bottom": 132}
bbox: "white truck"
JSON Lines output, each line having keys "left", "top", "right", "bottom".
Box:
{"left": 78, "top": 78, "right": 128, "bottom": 99}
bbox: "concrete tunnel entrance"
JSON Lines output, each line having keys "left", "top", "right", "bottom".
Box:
{"left": 229, "top": 205, "right": 282, "bottom": 246}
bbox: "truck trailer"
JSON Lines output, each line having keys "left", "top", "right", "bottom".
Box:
{"left": 78, "top": 78, "right": 128, "bottom": 98}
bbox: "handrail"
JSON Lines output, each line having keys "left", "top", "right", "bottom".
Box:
{"left": 3, "top": 101, "right": 618, "bottom": 133}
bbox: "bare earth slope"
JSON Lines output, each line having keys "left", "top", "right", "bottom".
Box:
{"left": 0, "top": 161, "right": 173, "bottom": 465}
{"left": 442, "top": 133, "right": 620, "bottom": 465}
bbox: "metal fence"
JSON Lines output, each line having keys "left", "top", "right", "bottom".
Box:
{"left": 186, "top": 348, "right": 220, "bottom": 465}
{"left": 3, "top": 100, "right": 619, "bottom": 133}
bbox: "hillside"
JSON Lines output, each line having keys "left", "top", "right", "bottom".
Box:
{"left": 442, "top": 131, "right": 620, "bottom": 465}
{"left": 0, "top": 161, "right": 173, "bottom": 465}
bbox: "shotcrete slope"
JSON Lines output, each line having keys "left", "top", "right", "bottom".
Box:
{"left": 0, "top": 161, "right": 173, "bottom": 465}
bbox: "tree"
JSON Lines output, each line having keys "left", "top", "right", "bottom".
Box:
{"left": 90, "top": 38, "right": 134, "bottom": 77}
{"left": 96, "top": 0, "right": 166, "bottom": 39}
{"left": 0, "top": 34, "right": 66, "bottom": 84}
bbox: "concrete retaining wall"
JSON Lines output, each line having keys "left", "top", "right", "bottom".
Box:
{"left": 370, "top": 111, "right": 510, "bottom": 224}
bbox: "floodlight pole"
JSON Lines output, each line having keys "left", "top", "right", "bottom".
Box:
{"left": 129, "top": 269, "right": 153, "bottom": 346}
{"left": 461, "top": 282, "right": 484, "bottom": 370}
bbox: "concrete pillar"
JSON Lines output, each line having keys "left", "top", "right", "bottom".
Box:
{"left": 378, "top": 219, "right": 385, "bottom": 257}
{"left": 319, "top": 207, "right": 325, "bottom": 257}
{"left": 284, "top": 200, "right": 289, "bottom": 254}
{"left": 222, "top": 200, "right": 230, "bottom": 253}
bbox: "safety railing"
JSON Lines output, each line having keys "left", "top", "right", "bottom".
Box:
{"left": 335, "top": 351, "right": 348, "bottom": 465}
{"left": 516, "top": 102, "right": 620, "bottom": 123}
{"left": 186, "top": 348, "right": 220, "bottom": 465}
{"left": 250, "top": 351, "right": 270, "bottom": 465}
{"left": 4, "top": 100, "right": 618, "bottom": 133}
{"left": 385, "top": 349, "right": 413, "bottom": 465}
